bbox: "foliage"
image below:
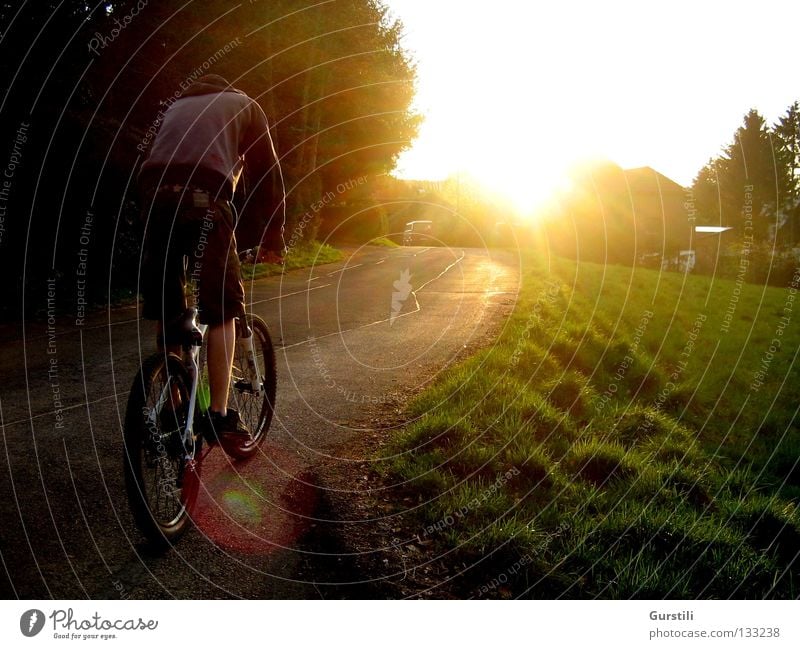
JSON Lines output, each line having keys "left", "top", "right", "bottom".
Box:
{"left": 693, "top": 107, "right": 799, "bottom": 246}
{"left": 241, "top": 241, "right": 343, "bottom": 280}
{"left": 0, "top": 0, "right": 419, "bottom": 318}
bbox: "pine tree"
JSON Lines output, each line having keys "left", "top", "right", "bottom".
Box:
{"left": 774, "top": 101, "right": 800, "bottom": 245}
{"left": 691, "top": 159, "right": 722, "bottom": 225}
{"left": 719, "top": 109, "right": 782, "bottom": 241}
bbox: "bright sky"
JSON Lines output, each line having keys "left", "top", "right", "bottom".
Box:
{"left": 385, "top": 0, "right": 800, "bottom": 214}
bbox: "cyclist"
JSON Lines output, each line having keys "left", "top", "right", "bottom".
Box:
{"left": 138, "top": 74, "right": 283, "bottom": 441}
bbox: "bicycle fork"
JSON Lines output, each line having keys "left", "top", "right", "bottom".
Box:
{"left": 236, "top": 319, "right": 264, "bottom": 397}
{"left": 182, "top": 322, "right": 208, "bottom": 461}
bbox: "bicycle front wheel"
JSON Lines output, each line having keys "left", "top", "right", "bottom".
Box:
{"left": 227, "top": 313, "right": 277, "bottom": 459}
{"left": 123, "top": 353, "right": 197, "bottom": 546}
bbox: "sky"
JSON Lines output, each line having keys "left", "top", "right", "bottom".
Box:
{"left": 384, "top": 0, "right": 800, "bottom": 213}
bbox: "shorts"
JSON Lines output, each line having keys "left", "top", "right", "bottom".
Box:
{"left": 140, "top": 187, "right": 245, "bottom": 326}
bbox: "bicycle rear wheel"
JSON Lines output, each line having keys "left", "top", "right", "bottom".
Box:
{"left": 123, "top": 353, "right": 197, "bottom": 546}
{"left": 226, "top": 313, "right": 276, "bottom": 459}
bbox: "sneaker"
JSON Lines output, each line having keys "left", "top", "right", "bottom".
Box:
{"left": 207, "top": 408, "right": 251, "bottom": 442}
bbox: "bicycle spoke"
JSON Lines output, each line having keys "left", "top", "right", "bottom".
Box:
{"left": 125, "top": 353, "right": 194, "bottom": 543}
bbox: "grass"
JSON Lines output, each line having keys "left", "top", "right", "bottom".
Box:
{"left": 387, "top": 255, "right": 800, "bottom": 597}
{"left": 240, "top": 241, "right": 343, "bottom": 280}
{"left": 369, "top": 237, "right": 400, "bottom": 248}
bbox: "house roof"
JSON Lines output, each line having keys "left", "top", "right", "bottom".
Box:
{"left": 623, "top": 166, "right": 686, "bottom": 195}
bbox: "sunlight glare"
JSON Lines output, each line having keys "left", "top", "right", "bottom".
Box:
{"left": 390, "top": 0, "right": 800, "bottom": 215}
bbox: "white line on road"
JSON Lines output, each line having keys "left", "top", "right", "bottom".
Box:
{"left": 19, "top": 284, "right": 334, "bottom": 343}
{"left": 249, "top": 283, "right": 332, "bottom": 306}
{"left": 280, "top": 251, "right": 465, "bottom": 351}
{"left": 325, "top": 263, "right": 364, "bottom": 277}
{"left": 1, "top": 394, "right": 119, "bottom": 429}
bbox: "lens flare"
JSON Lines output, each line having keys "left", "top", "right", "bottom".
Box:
{"left": 221, "top": 489, "right": 262, "bottom": 525}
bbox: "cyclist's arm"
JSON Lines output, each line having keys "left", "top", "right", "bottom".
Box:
{"left": 237, "top": 99, "right": 284, "bottom": 252}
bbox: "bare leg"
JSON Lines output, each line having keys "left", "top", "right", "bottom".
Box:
{"left": 207, "top": 318, "right": 235, "bottom": 415}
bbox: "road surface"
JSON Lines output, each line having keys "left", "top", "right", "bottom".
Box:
{"left": 0, "top": 245, "right": 519, "bottom": 598}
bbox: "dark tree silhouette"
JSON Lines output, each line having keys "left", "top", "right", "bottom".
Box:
{"left": 0, "top": 0, "right": 419, "bottom": 318}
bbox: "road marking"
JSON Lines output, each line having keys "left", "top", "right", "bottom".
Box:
{"left": 18, "top": 284, "right": 334, "bottom": 342}
{"left": 1, "top": 394, "right": 119, "bottom": 429}
{"left": 16, "top": 250, "right": 400, "bottom": 342}
{"left": 249, "top": 283, "right": 331, "bottom": 306}
{"left": 325, "top": 263, "right": 364, "bottom": 277}
{"left": 280, "top": 251, "right": 466, "bottom": 350}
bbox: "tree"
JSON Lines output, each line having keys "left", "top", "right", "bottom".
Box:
{"left": 720, "top": 109, "right": 782, "bottom": 240}
{"left": 774, "top": 101, "right": 800, "bottom": 245}
{"left": 691, "top": 109, "right": 785, "bottom": 244}
{"left": 692, "top": 158, "right": 722, "bottom": 225}
{"left": 0, "top": 0, "right": 420, "bottom": 317}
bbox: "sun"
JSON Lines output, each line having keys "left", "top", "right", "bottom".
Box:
{"left": 395, "top": 104, "right": 576, "bottom": 219}
{"left": 392, "top": 42, "right": 581, "bottom": 219}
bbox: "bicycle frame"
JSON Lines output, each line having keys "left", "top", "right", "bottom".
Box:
{"left": 158, "top": 312, "right": 265, "bottom": 462}
{"left": 182, "top": 321, "right": 208, "bottom": 459}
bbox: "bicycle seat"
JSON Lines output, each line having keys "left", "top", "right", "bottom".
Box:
{"left": 163, "top": 309, "right": 203, "bottom": 347}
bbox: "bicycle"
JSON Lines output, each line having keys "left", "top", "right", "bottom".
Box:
{"left": 123, "top": 263, "right": 277, "bottom": 546}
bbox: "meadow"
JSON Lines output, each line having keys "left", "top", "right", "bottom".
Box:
{"left": 388, "top": 255, "right": 800, "bottom": 597}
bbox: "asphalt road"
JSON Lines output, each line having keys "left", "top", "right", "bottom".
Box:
{"left": 0, "top": 245, "right": 519, "bottom": 599}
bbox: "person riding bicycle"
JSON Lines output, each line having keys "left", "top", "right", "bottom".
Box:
{"left": 138, "top": 74, "right": 283, "bottom": 441}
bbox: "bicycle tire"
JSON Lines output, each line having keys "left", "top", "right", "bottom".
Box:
{"left": 226, "top": 313, "right": 277, "bottom": 459}
{"left": 123, "top": 352, "right": 197, "bottom": 546}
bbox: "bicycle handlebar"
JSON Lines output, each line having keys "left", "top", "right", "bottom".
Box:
{"left": 238, "top": 247, "right": 259, "bottom": 263}
{"left": 238, "top": 247, "right": 285, "bottom": 265}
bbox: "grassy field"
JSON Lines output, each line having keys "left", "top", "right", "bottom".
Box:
{"left": 388, "top": 255, "right": 800, "bottom": 597}
{"left": 240, "top": 241, "right": 343, "bottom": 280}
